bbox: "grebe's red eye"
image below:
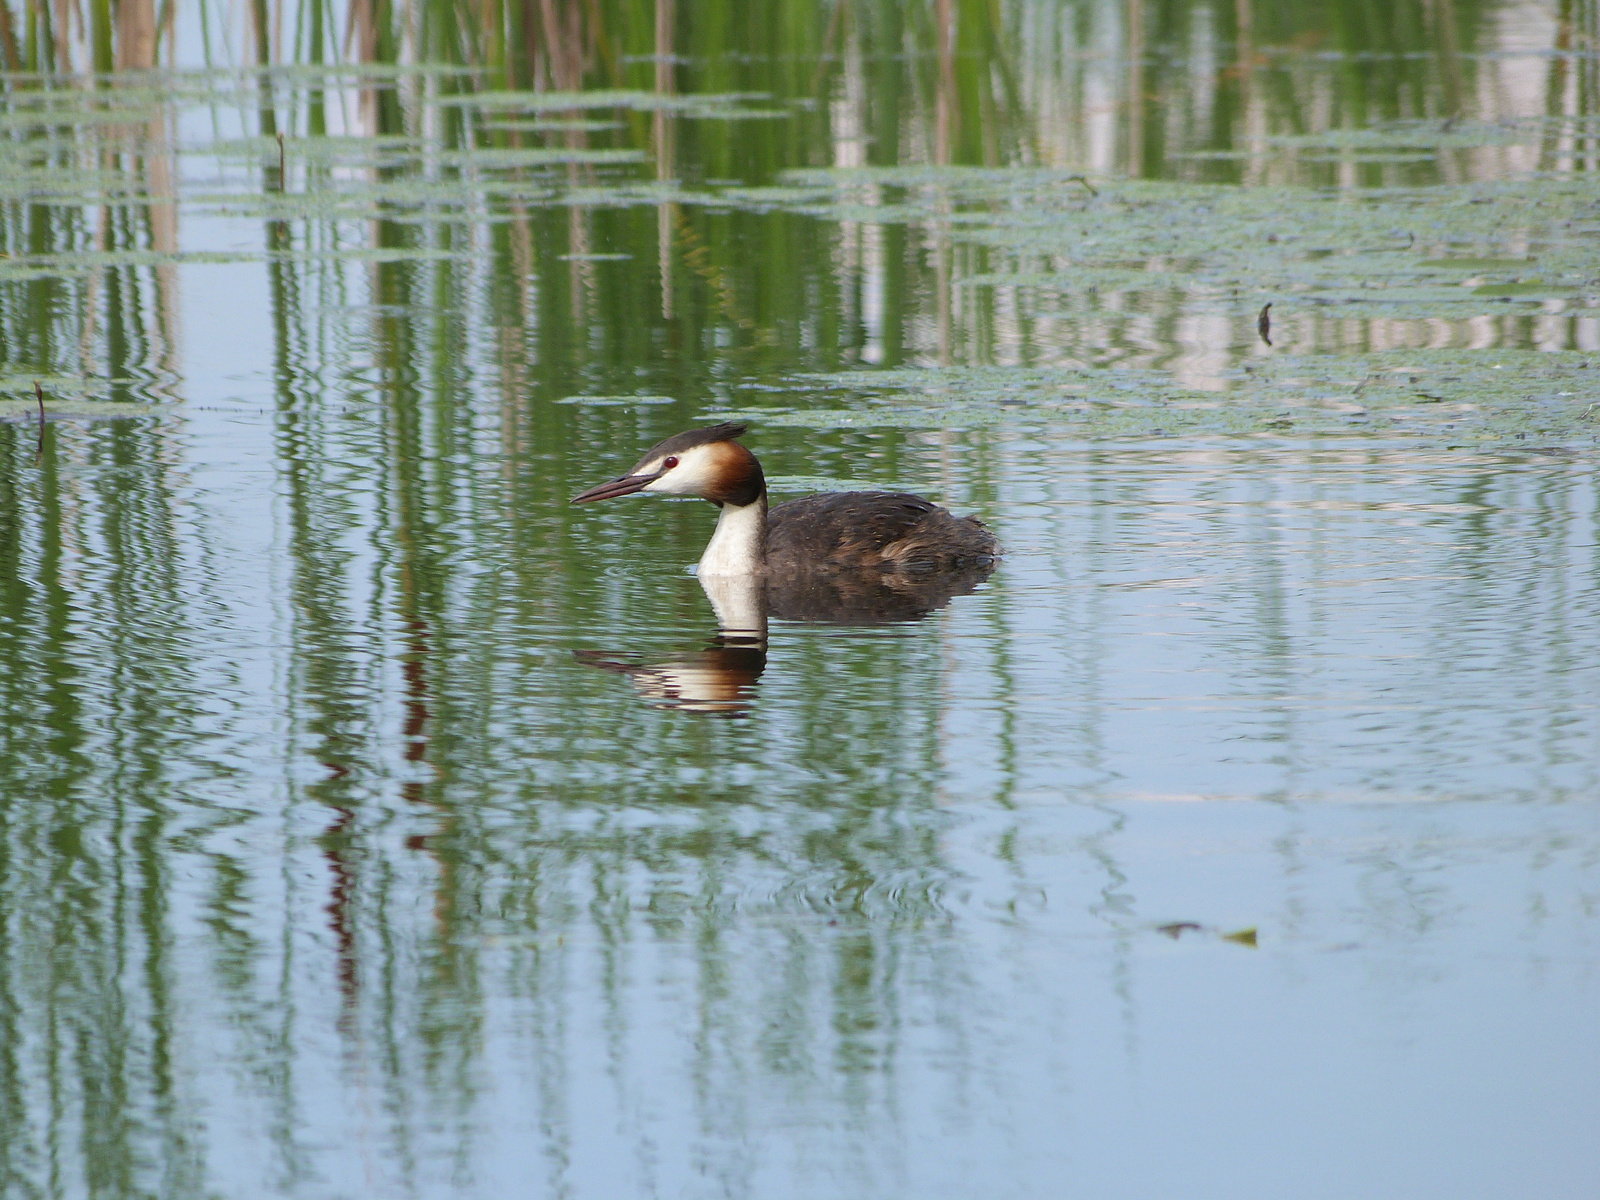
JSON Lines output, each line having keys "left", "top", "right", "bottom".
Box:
{"left": 662, "top": 456, "right": 679, "bottom": 469}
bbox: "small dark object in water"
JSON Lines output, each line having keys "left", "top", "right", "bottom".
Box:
{"left": 33, "top": 381, "right": 44, "bottom": 460}
{"left": 276, "top": 131, "right": 285, "bottom": 185}
{"left": 1257, "top": 302, "right": 1273, "bottom": 346}
{"left": 1066, "top": 175, "right": 1098, "bottom": 198}
{"left": 1157, "top": 922, "right": 1203, "bottom": 939}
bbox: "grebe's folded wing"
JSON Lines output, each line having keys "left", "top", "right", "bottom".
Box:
{"left": 767, "top": 492, "right": 997, "bottom": 570}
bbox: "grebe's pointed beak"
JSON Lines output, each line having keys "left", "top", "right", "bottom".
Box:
{"left": 570, "top": 470, "right": 662, "bottom": 504}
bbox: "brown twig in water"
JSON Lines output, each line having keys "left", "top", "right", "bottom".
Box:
{"left": 276, "top": 131, "right": 286, "bottom": 188}
{"left": 1066, "top": 175, "right": 1098, "bottom": 197}
{"left": 33, "top": 380, "right": 45, "bottom": 460}
{"left": 1257, "top": 302, "right": 1273, "bottom": 347}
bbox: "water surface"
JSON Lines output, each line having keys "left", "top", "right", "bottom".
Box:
{"left": 1, "top": 2, "right": 1598, "bottom": 1197}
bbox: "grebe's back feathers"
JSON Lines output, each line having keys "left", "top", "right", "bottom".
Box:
{"left": 767, "top": 491, "right": 998, "bottom": 572}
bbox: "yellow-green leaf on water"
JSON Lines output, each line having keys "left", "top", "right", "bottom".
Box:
{"left": 1222, "top": 927, "right": 1259, "bottom": 947}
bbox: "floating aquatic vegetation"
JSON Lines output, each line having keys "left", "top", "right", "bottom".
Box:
{"left": 0, "top": 104, "right": 168, "bottom": 131}
{"left": 433, "top": 89, "right": 782, "bottom": 120}
{"left": 200, "top": 137, "right": 646, "bottom": 171}
{"left": 713, "top": 406, "right": 1009, "bottom": 432}
{"left": 723, "top": 350, "right": 1600, "bottom": 451}
{"left": 0, "top": 249, "right": 252, "bottom": 276}
{"left": 766, "top": 474, "right": 923, "bottom": 495}
{"left": 202, "top": 134, "right": 429, "bottom": 163}
{"left": 712, "top": 185, "right": 837, "bottom": 211}
{"left": 558, "top": 395, "right": 677, "bottom": 406}
{"left": 435, "top": 146, "right": 648, "bottom": 168}
{"left": 560, "top": 183, "right": 694, "bottom": 208}
{"left": 4, "top": 65, "right": 1596, "bottom": 474}
{"left": 0, "top": 375, "right": 162, "bottom": 420}
{"left": 274, "top": 246, "right": 465, "bottom": 263}
{"left": 958, "top": 267, "right": 1203, "bottom": 295}
{"left": 0, "top": 165, "right": 167, "bottom": 202}
{"left": 0, "top": 397, "right": 159, "bottom": 421}
{"left": 1260, "top": 121, "right": 1530, "bottom": 151}
{"left": 718, "top": 170, "right": 1600, "bottom": 360}
{"left": 257, "top": 62, "right": 473, "bottom": 83}
{"left": 187, "top": 176, "right": 562, "bottom": 220}
{"left": 481, "top": 119, "right": 627, "bottom": 133}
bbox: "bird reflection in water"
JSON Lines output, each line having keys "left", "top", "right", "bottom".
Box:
{"left": 574, "top": 562, "right": 995, "bottom": 716}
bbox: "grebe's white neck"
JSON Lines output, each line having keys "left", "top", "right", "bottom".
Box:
{"left": 698, "top": 494, "right": 767, "bottom": 576}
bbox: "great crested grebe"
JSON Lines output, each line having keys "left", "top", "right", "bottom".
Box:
{"left": 570, "top": 422, "right": 999, "bottom": 577}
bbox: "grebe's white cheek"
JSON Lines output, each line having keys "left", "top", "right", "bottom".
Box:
{"left": 641, "top": 445, "right": 718, "bottom": 497}
{"left": 641, "top": 469, "right": 694, "bottom": 496}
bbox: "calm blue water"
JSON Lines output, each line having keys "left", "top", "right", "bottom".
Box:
{"left": 1, "top": 3, "right": 1598, "bottom": 1196}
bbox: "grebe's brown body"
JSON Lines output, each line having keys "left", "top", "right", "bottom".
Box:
{"left": 570, "top": 422, "right": 999, "bottom": 579}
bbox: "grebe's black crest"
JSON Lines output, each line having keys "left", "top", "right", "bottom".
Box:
{"left": 630, "top": 422, "right": 748, "bottom": 470}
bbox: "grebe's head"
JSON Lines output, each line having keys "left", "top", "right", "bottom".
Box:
{"left": 571, "top": 422, "right": 765, "bottom": 507}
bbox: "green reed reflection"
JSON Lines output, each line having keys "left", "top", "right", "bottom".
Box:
{"left": 1, "top": 2, "right": 1597, "bottom": 1197}
{"left": 0, "top": 387, "right": 214, "bottom": 1198}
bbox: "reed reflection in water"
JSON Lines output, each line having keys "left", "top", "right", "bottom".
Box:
{"left": 0, "top": 1, "right": 1597, "bottom": 1197}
